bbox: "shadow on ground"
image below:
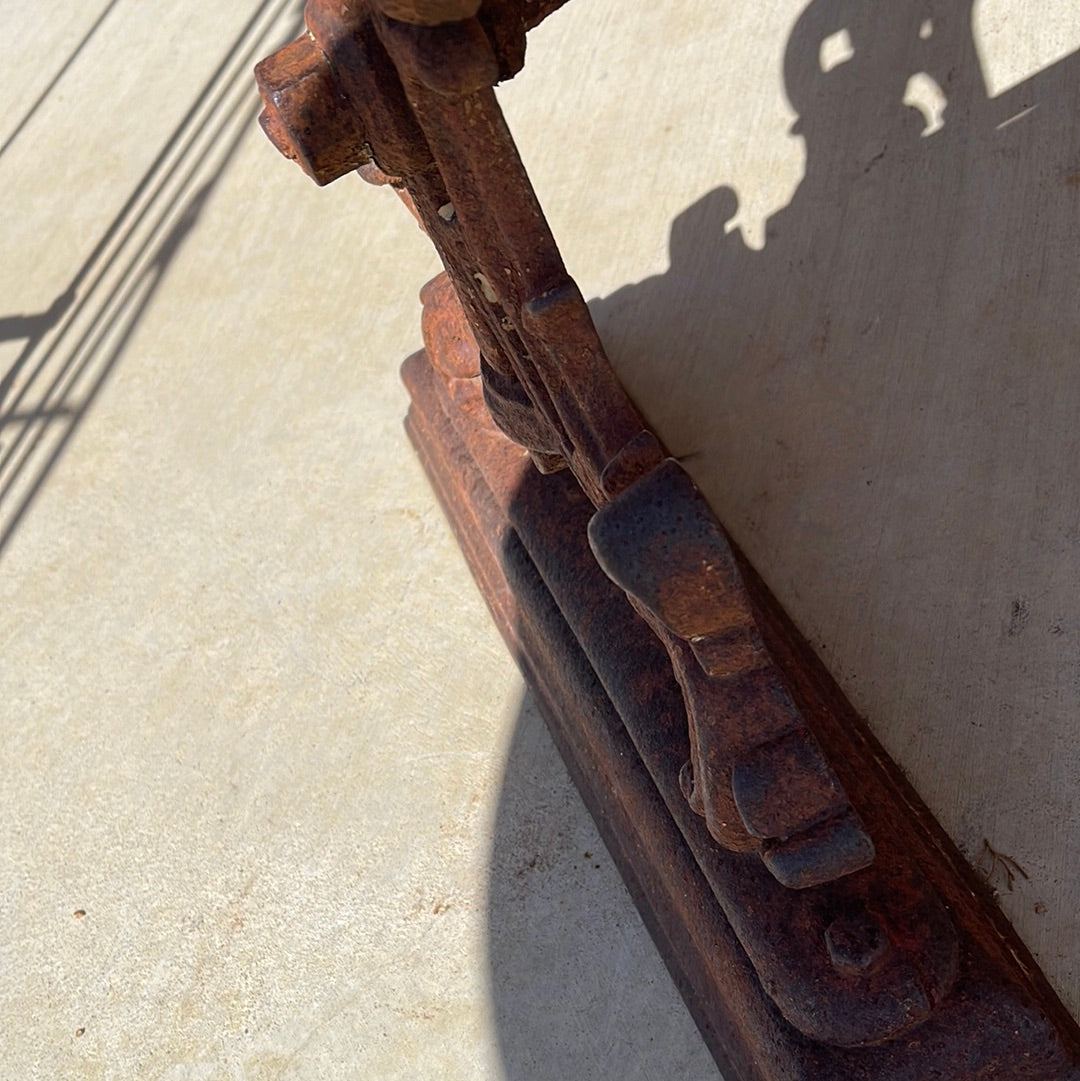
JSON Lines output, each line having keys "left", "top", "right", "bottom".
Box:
{"left": 487, "top": 691, "right": 718, "bottom": 1080}
{"left": 0, "top": 0, "right": 303, "bottom": 558}
{"left": 488, "top": 2, "right": 1080, "bottom": 1077}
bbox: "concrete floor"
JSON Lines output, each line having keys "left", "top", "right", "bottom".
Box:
{"left": 0, "top": 3, "right": 717, "bottom": 1080}
{"left": 2, "top": 2, "right": 1078, "bottom": 1080}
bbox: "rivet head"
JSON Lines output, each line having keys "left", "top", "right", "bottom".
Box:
{"left": 825, "top": 910, "right": 890, "bottom": 975}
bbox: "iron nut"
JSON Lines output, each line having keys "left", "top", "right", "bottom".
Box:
{"left": 254, "top": 35, "right": 369, "bottom": 186}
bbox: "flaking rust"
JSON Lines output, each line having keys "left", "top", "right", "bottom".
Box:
{"left": 255, "top": 4, "right": 1080, "bottom": 1077}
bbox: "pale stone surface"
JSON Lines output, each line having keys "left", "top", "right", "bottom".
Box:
{"left": 3, "top": 2, "right": 1078, "bottom": 1080}
{"left": 0, "top": 2, "right": 716, "bottom": 1080}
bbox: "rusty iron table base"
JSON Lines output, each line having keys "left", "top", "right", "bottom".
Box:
{"left": 404, "top": 279, "right": 1079, "bottom": 1081}
{"left": 253, "top": 2, "right": 1080, "bottom": 1073}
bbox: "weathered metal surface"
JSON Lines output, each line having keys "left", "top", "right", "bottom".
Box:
{"left": 402, "top": 315, "right": 1079, "bottom": 1078}
{"left": 254, "top": 35, "right": 370, "bottom": 186}
{"left": 255, "top": 4, "right": 1080, "bottom": 1075}
{"left": 589, "top": 459, "right": 876, "bottom": 885}
{"left": 373, "top": 0, "right": 480, "bottom": 26}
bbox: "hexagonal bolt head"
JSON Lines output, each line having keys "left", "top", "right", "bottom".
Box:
{"left": 255, "top": 35, "right": 369, "bottom": 186}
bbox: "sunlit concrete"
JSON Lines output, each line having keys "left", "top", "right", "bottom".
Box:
{"left": 0, "top": 3, "right": 714, "bottom": 1079}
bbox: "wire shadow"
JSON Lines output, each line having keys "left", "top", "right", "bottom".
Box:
{"left": 0, "top": 0, "right": 305, "bottom": 558}
{"left": 0, "top": 0, "right": 125, "bottom": 161}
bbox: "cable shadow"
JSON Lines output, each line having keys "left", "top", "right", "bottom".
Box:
{"left": 0, "top": 0, "right": 125, "bottom": 161}
{"left": 489, "top": 1, "right": 1080, "bottom": 1074}
{"left": 0, "top": 0, "right": 305, "bottom": 559}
